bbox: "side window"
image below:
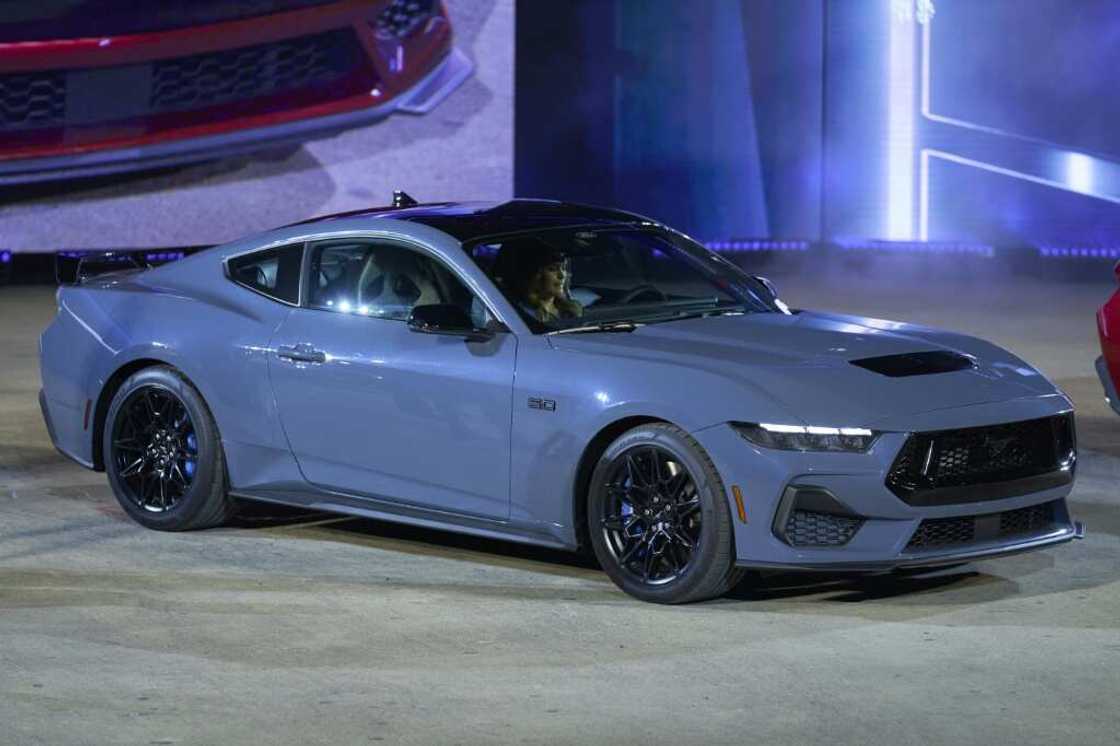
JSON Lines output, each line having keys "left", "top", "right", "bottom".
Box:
{"left": 308, "top": 240, "right": 480, "bottom": 322}
{"left": 227, "top": 244, "right": 303, "bottom": 304}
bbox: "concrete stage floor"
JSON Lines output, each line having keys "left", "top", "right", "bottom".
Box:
{"left": 1, "top": 272, "right": 1118, "bottom": 745}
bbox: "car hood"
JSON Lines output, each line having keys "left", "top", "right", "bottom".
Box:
{"left": 548, "top": 310, "right": 1060, "bottom": 427}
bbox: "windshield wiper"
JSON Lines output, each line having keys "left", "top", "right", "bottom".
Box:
{"left": 550, "top": 303, "right": 749, "bottom": 334}
{"left": 550, "top": 320, "right": 642, "bottom": 335}
{"left": 639, "top": 305, "right": 748, "bottom": 325}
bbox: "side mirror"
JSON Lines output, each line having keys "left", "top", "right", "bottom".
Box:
{"left": 751, "top": 275, "right": 778, "bottom": 299}
{"left": 408, "top": 304, "right": 494, "bottom": 342}
{"left": 750, "top": 274, "right": 793, "bottom": 314}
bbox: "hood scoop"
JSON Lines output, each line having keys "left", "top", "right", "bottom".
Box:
{"left": 850, "top": 350, "right": 976, "bottom": 378}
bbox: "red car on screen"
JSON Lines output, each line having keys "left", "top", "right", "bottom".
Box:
{"left": 1096, "top": 263, "right": 1120, "bottom": 415}
{"left": 0, "top": 0, "right": 471, "bottom": 183}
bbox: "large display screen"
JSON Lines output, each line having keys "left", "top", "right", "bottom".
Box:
{"left": 825, "top": 0, "right": 1120, "bottom": 247}
{"left": 0, "top": 0, "right": 513, "bottom": 251}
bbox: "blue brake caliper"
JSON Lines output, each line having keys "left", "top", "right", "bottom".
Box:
{"left": 183, "top": 432, "right": 198, "bottom": 479}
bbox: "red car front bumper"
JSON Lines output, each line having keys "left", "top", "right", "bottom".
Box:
{"left": 0, "top": 0, "right": 470, "bottom": 183}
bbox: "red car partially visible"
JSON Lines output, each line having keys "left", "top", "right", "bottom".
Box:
{"left": 1096, "top": 262, "right": 1120, "bottom": 414}
{"left": 0, "top": 0, "right": 470, "bottom": 183}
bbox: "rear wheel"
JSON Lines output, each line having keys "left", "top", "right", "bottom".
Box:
{"left": 104, "top": 366, "right": 232, "bottom": 530}
{"left": 587, "top": 423, "right": 743, "bottom": 603}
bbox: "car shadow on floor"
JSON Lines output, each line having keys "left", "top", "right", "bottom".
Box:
{"left": 725, "top": 566, "right": 987, "bottom": 603}
{"left": 228, "top": 498, "right": 603, "bottom": 577}
{"left": 224, "top": 499, "right": 1029, "bottom": 603}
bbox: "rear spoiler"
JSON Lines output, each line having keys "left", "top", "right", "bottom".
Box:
{"left": 55, "top": 248, "right": 198, "bottom": 285}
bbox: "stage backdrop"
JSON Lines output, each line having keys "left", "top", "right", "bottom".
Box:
{"left": 0, "top": 0, "right": 513, "bottom": 251}
{"left": 517, "top": 0, "right": 1120, "bottom": 252}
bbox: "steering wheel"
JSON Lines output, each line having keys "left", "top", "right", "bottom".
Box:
{"left": 618, "top": 284, "right": 668, "bottom": 305}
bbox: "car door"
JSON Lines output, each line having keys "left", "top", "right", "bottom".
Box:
{"left": 268, "top": 238, "right": 516, "bottom": 520}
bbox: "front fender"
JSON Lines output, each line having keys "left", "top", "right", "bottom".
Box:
{"left": 507, "top": 336, "right": 799, "bottom": 546}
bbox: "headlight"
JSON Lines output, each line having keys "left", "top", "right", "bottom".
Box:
{"left": 733, "top": 422, "right": 879, "bottom": 452}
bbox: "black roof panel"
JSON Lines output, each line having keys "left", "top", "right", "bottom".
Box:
{"left": 288, "top": 199, "right": 649, "bottom": 241}
{"left": 403, "top": 200, "right": 647, "bottom": 241}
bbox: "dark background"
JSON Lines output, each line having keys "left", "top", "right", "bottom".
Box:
{"left": 516, "top": 0, "right": 1120, "bottom": 258}
{"left": 3, "top": 0, "right": 1119, "bottom": 270}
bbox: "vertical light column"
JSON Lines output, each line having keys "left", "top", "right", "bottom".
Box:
{"left": 918, "top": 16, "right": 933, "bottom": 240}
{"left": 885, "top": 0, "right": 917, "bottom": 239}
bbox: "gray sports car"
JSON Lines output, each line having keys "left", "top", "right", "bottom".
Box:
{"left": 39, "top": 199, "right": 1082, "bottom": 603}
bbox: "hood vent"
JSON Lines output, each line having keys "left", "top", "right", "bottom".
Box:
{"left": 850, "top": 351, "right": 975, "bottom": 378}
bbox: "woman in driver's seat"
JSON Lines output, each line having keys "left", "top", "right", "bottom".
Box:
{"left": 508, "top": 250, "right": 583, "bottom": 323}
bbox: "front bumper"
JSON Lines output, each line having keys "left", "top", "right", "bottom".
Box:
{"left": 739, "top": 519, "right": 1083, "bottom": 573}
{"left": 1096, "top": 355, "right": 1120, "bottom": 416}
{"left": 0, "top": 47, "right": 472, "bottom": 184}
{"left": 693, "top": 397, "right": 1081, "bottom": 571}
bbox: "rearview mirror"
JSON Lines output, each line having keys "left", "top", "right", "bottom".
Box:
{"left": 408, "top": 304, "right": 494, "bottom": 342}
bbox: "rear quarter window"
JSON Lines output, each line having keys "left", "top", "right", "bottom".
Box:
{"left": 227, "top": 244, "right": 304, "bottom": 304}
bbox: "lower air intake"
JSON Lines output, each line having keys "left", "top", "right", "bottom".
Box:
{"left": 782, "top": 510, "right": 864, "bottom": 547}
{"left": 906, "top": 516, "right": 975, "bottom": 549}
{"left": 905, "top": 501, "right": 1059, "bottom": 552}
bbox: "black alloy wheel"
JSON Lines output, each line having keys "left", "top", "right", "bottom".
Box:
{"left": 111, "top": 385, "right": 198, "bottom": 512}
{"left": 600, "top": 445, "right": 702, "bottom": 585}
{"left": 104, "top": 366, "right": 233, "bottom": 530}
{"left": 588, "top": 423, "right": 743, "bottom": 604}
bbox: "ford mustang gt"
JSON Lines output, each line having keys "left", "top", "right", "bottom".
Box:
{"left": 0, "top": 0, "right": 470, "bottom": 183}
{"left": 39, "top": 199, "right": 1082, "bottom": 603}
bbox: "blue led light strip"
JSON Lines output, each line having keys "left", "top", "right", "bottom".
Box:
{"left": 703, "top": 240, "right": 811, "bottom": 252}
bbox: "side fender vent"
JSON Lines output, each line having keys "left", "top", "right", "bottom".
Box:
{"left": 850, "top": 350, "right": 975, "bottom": 378}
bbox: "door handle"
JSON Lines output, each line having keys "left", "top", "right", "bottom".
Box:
{"left": 277, "top": 344, "right": 326, "bottom": 364}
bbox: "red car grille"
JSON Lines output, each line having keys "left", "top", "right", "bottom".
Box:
{"left": 374, "top": 0, "right": 439, "bottom": 38}
{"left": 0, "top": 28, "right": 373, "bottom": 135}
{"left": 150, "top": 30, "right": 364, "bottom": 113}
{"left": 0, "top": 71, "right": 66, "bottom": 131}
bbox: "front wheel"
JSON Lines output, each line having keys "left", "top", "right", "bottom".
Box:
{"left": 587, "top": 423, "right": 743, "bottom": 604}
{"left": 103, "top": 366, "right": 233, "bottom": 531}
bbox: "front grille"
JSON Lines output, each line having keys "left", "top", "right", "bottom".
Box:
{"left": 887, "top": 414, "right": 1075, "bottom": 506}
{"left": 0, "top": 28, "right": 369, "bottom": 135}
{"left": 782, "top": 510, "right": 864, "bottom": 547}
{"left": 0, "top": 71, "right": 65, "bottom": 131}
{"left": 905, "top": 501, "right": 1059, "bottom": 551}
{"left": 375, "top": 0, "right": 438, "bottom": 38}
{"left": 150, "top": 29, "right": 363, "bottom": 114}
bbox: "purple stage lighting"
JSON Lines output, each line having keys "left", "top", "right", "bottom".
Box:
{"left": 834, "top": 238, "right": 994, "bottom": 257}
{"left": 704, "top": 240, "right": 810, "bottom": 253}
{"left": 1038, "top": 244, "right": 1120, "bottom": 260}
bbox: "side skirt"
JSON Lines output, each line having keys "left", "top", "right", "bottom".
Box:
{"left": 230, "top": 485, "right": 576, "bottom": 552}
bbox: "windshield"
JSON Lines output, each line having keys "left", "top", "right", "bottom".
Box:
{"left": 464, "top": 226, "right": 781, "bottom": 333}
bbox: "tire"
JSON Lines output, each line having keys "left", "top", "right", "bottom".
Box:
{"left": 587, "top": 423, "right": 744, "bottom": 604}
{"left": 103, "top": 365, "right": 233, "bottom": 531}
